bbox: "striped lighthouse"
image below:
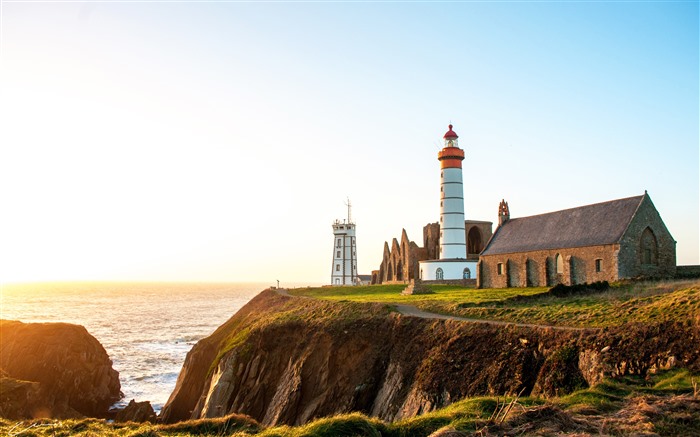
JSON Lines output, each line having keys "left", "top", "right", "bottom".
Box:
{"left": 438, "top": 124, "right": 467, "bottom": 259}
{"left": 419, "top": 124, "right": 475, "bottom": 282}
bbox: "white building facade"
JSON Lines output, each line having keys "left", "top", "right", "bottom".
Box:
{"left": 331, "top": 212, "right": 358, "bottom": 285}
{"left": 420, "top": 124, "right": 477, "bottom": 281}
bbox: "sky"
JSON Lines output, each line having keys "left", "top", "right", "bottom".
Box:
{"left": 0, "top": 0, "right": 697, "bottom": 285}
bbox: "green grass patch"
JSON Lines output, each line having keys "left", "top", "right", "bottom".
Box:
{"left": 291, "top": 279, "right": 700, "bottom": 328}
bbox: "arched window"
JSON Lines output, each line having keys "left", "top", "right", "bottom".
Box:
{"left": 555, "top": 253, "right": 563, "bottom": 274}
{"left": 640, "top": 227, "right": 658, "bottom": 265}
{"left": 436, "top": 268, "right": 444, "bottom": 280}
{"left": 463, "top": 267, "right": 471, "bottom": 279}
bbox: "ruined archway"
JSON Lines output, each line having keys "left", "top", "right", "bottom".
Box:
{"left": 467, "top": 227, "right": 483, "bottom": 255}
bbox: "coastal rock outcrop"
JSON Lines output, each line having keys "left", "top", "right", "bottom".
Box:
{"left": 115, "top": 399, "right": 157, "bottom": 423}
{"left": 0, "top": 320, "right": 121, "bottom": 419}
{"left": 160, "top": 289, "right": 700, "bottom": 426}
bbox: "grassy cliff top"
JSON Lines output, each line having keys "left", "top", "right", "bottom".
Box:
{"left": 3, "top": 369, "right": 698, "bottom": 436}
{"left": 289, "top": 279, "right": 700, "bottom": 328}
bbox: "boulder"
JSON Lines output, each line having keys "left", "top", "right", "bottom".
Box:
{"left": 0, "top": 320, "right": 121, "bottom": 418}
{"left": 115, "top": 399, "right": 157, "bottom": 423}
{"left": 0, "top": 376, "right": 46, "bottom": 419}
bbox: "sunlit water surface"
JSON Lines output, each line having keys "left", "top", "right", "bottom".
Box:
{"left": 0, "top": 282, "right": 283, "bottom": 413}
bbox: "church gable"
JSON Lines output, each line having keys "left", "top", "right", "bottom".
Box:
{"left": 481, "top": 195, "right": 645, "bottom": 256}
{"left": 617, "top": 193, "right": 676, "bottom": 278}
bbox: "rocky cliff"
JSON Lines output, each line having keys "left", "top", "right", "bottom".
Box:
{"left": 160, "top": 289, "right": 700, "bottom": 426}
{"left": 0, "top": 320, "right": 122, "bottom": 419}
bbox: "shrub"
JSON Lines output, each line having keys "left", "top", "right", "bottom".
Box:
{"left": 549, "top": 281, "right": 609, "bottom": 297}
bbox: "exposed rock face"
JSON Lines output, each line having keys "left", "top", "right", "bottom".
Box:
{"left": 160, "top": 290, "right": 700, "bottom": 426}
{"left": 0, "top": 320, "right": 121, "bottom": 419}
{"left": 115, "top": 399, "right": 157, "bottom": 423}
{"left": 0, "top": 376, "right": 44, "bottom": 419}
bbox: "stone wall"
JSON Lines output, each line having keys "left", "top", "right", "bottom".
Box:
{"left": 478, "top": 244, "right": 621, "bottom": 288}
{"left": 465, "top": 220, "right": 493, "bottom": 260}
{"left": 676, "top": 265, "right": 700, "bottom": 278}
{"left": 423, "top": 223, "right": 440, "bottom": 260}
{"left": 422, "top": 278, "right": 477, "bottom": 287}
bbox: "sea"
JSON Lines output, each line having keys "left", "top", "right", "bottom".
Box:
{"left": 0, "top": 281, "right": 308, "bottom": 414}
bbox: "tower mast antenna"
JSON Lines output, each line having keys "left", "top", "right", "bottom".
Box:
{"left": 345, "top": 197, "right": 352, "bottom": 224}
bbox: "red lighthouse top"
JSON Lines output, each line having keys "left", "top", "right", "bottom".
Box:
{"left": 438, "top": 123, "right": 464, "bottom": 169}
{"left": 443, "top": 124, "right": 458, "bottom": 139}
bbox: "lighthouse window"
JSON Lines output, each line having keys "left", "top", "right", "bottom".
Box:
{"left": 335, "top": 264, "right": 340, "bottom": 271}
{"left": 336, "top": 251, "right": 341, "bottom": 258}
{"left": 337, "top": 239, "right": 341, "bottom": 247}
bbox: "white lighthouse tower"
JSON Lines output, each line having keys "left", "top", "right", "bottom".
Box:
{"left": 419, "top": 124, "right": 476, "bottom": 281}
{"left": 331, "top": 200, "right": 358, "bottom": 285}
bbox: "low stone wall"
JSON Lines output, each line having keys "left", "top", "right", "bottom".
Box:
{"left": 422, "top": 279, "right": 476, "bottom": 287}
{"left": 676, "top": 265, "right": 700, "bottom": 278}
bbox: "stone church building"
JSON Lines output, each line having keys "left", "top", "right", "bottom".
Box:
{"left": 477, "top": 192, "right": 676, "bottom": 288}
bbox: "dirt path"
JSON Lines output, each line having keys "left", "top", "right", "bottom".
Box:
{"left": 275, "top": 288, "right": 292, "bottom": 297}
{"left": 393, "top": 304, "right": 596, "bottom": 332}
{"left": 275, "top": 288, "right": 597, "bottom": 332}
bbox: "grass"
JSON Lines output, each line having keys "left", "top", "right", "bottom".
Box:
{"left": 3, "top": 369, "right": 697, "bottom": 436}
{"left": 290, "top": 279, "right": 700, "bottom": 328}
{"left": 289, "top": 284, "right": 548, "bottom": 305}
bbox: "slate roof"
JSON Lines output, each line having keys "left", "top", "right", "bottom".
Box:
{"left": 481, "top": 195, "right": 645, "bottom": 256}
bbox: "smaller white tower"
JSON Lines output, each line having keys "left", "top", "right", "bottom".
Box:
{"left": 331, "top": 200, "right": 358, "bottom": 285}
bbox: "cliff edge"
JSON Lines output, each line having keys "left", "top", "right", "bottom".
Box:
{"left": 0, "top": 320, "right": 122, "bottom": 419}
{"left": 160, "top": 289, "right": 700, "bottom": 426}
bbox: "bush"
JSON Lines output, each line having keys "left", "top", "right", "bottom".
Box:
{"left": 548, "top": 281, "right": 609, "bottom": 297}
